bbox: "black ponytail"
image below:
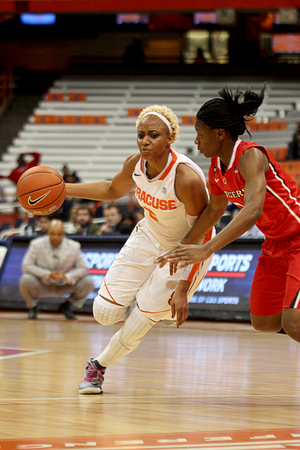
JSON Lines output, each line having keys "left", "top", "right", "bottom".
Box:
{"left": 196, "top": 83, "right": 266, "bottom": 140}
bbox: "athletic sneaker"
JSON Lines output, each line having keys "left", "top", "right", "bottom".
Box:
{"left": 79, "top": 359, "right": 105, "bottom": 394}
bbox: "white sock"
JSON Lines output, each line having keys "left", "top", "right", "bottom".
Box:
{"left": 95, "top": 306, "right": 154, "bottom": 367}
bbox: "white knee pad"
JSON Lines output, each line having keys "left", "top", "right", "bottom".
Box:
{"left": 118, "top": 306, "right": 154, "bottom": 348}
{"left": 93, "top": 295, "right": 128, "bottom": 326}
{"left": 96, "top": 306, "right": 155, "bottom": 367}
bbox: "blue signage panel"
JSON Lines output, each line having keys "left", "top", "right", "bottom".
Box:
{"left": 0, "top": 236, "right": 263, "bottom": 321}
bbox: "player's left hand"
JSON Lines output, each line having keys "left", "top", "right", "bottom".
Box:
{"left": 171, "top": 290, "right": 189, "bottom": 328}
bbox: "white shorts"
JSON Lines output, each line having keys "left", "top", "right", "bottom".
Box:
{"left": 98, "top": 219, "right": 213, "bottom": 320}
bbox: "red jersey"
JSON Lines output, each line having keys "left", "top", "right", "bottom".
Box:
{"left": 209, "top": 139, "right": 300, "bottom": 240}
{"left": 1, "top": 152, "right": 40, "bottom": 185}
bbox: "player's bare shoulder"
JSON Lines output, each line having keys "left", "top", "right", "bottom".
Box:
{"left": 122, "top": 152, "right": 141, "bottom": 175}
{"left": 175, "top": 163, "right": 205, "bottom": 191}
{"left": 175, "top": 163, "right": 209, "bottom": 215}
{"left": 240, "top": 146, "right": 269, "bottom": 176}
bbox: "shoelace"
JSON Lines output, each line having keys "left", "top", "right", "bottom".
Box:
{"left": 84, "top": 364, "right": 103, "bottom": 382}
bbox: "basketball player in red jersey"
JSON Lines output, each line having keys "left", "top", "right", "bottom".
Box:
{"left": 65, "top": 105, "right": 214, "bottom": 394}
{"left": 158, "top": 84, "right": 300, "bottom": 343}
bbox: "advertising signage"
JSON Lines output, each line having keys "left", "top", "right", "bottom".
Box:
{"left": 0, "top": 235, "right": 263, "bottom": 321}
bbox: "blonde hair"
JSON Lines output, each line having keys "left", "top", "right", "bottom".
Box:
{"left": 136, "top": 105, "right": 179, "bottom": 144}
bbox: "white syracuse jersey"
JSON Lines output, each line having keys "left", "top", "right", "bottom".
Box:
{"left": 133, "top": 148, "right": 209, "bottom": 247}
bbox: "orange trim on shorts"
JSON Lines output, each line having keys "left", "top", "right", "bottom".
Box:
{"left": 187, "top": 228, "right": 213, "bottom": 283}
{"left": 139, "top": 307, "right": 171, "bottom": 314}
{"left": 203, "top": 227, "right": 213, "bottom": 244}
{"left": 190, "top": 271, "right": 206, "bottom": 292}
{"left": 187, "top": 263, "right": 201, "bottom": 283}
{"left": 103, "top": 277, "right": 118, "bottom": 303}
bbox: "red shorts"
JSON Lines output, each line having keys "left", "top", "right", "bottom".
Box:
{"left": 250, "top": 234, "right": 300, "bottom": 316}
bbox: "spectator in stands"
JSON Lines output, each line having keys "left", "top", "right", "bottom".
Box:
{"left": 133, "top": 207, "right": 144, "bottom": 225}
{"left": 58, "top": 172, "right": 81, "bottom": 222}
{"left": 61, "top": 165, "right": 81, "bottom": 183}
{"left": 0, "top": 152, "right": 40, "bottom": 185}
{"left": 19, "top": 219, "right": 94, "bottom": 320}
{"left": 75, "top": 206, "right": 99, "bottom": 235}
{"left": 94, "top": 201, "right": 104, "bottom": 218}
{"left": 286, "top": 123, "right": 300, "bottom": 160}
{"left": 121, "top": 213, "right": 136, "bottom": 231}
{"left": 98, "top": 205, "right": 134, "bottom": 235}
{"left": 66, "top": 171, "right": 81, "bottom": 184}
{"left": 194, "top": 48, "right": 206, "bottom": 64}
{"left": 64, "top": 206, "right": 80, "bottom": 234}
{"left": 124, "top": 36, "right": 145, "bottom": 66}
{"left": 19, "top": 215, "right": 53, "bottom": 236}
{"left": 36, "top": 216, "right": 51, "bottom": 235}
{"left": 62, "top": 164, "right": 71, "bottom": 181}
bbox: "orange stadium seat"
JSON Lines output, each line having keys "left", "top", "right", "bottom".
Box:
{"left": 45, "top": 93, "right": 65, "bottom": 102}
{"left": 34, "top": 114, "right": 106, "bottom": 124}
{"left": 127, "top": 108, "right": 143, "bottom": 117}
{"left": 280, "top": 160, "right": 300, "bottom": 184}
{"left": 267, "top": 147, "right": 288, "bottom": 161}
{"left": 181, "top": 115, "right": 195, "bottom": 125}
{"left": 248, "top": 120, "right": 287, "bottom": 132}
{"left": 68, "top": 93, "right": 87, "bottom": 102}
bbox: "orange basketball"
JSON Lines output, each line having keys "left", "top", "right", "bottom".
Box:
{"left": 17, "top": 166, "right": 66, "bottom": 215}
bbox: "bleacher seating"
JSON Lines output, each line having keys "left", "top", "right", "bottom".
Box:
{"left": 2, "top": 76, "right": 300, "bottom": 205}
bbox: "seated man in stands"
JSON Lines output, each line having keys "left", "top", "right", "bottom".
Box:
{"left": 0, "top": 152, "right": 40, "bottom": 185}
{"left": 75, "top": 205, "right": 99, "bottom": 235}
{"left": 98, "top": 205, "right": 134, "bottom": 235}
{"left": 19, "top": 219, "right": 94, "bottom": 319}
{"left": 19, "top": 215, "right": 54, "bottom": 236}
{"left": 286, "top": 123, "right": 300, "bottom": 160}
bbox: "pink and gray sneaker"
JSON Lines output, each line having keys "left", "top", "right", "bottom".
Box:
{"left": 79, "top": 358, "right": 105, "bottom": 394}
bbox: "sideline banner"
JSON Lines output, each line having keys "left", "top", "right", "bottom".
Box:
{"left": 0, "top": 235, "right": 263, "bottom": 321}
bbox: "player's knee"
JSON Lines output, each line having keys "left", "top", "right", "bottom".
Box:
{"left": 93, "top": 303, "right": 117, "bottom": 326}
{"left": 93, "top": 296, "right": 126, "bottom": 326}
{"left": 250, "top": 313, "right": 282, "bottom": 332}
{"left": 282, "top": 309, "right": 300, "bottom": 343}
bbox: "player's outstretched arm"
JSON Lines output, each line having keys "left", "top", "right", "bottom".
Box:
{"left": 65, "top": 153, "right": 138, "bottom": 201}
{"left": 165, "top": 147, "right": 269, "bottom": 269}
{"left": 155, "top": 193, "right": 227, "bottom": 271}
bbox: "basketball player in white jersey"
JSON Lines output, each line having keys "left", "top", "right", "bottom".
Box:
{"left": 65, "top": 105, "right": 215, "bottom": 394}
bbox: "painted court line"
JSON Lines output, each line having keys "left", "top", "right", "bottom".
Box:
{"left": 0, "top": 347, "right": 50, "bottom": 360}
{"left": 0, "top": 429, "right": 300, "bottom": 450}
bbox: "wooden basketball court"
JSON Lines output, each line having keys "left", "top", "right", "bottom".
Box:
{"left": 1, "top": 311, "right": 300, "bottom": 449}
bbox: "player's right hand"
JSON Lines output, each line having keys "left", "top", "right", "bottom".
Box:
{"left": 155, "top": 250, "right": 179, "bottom": 275}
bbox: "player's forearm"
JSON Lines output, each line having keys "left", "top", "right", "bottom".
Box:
{"left": 176, "top": 279, "right": 191, "bottom": 294}
{"left": 205, "top": 205, "right": 261, "bottom": 255}
{"left": 66, "top": 181, "right": 117, "bottom": 201}
{"left": 181, "top": 204, "right": 223, "bottom": 245}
